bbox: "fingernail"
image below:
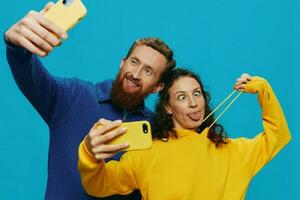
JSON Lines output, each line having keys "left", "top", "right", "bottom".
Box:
{"left": 120, "top": 127, "right": 127, "bottom": 132}
{"left": 114, "top": 120, "right": 122, "bottom": 124}
{"left": 61, "top": 32, "right": 68, "bottom": 39}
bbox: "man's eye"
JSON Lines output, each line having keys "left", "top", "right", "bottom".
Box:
{"left": 131, "top": 60, "right": 138, "bottom": 65}
{"left": 145, "top": 68, "right": 153, "bottom": 76}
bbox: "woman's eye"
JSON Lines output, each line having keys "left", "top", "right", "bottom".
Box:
{"left": 178, "top": 95, "right": 185, "bottom": 101}
{"left": 194, "top": 91, "right": 201, "bottom": 96}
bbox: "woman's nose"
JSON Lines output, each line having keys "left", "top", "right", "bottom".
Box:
{"left": 189, "top": 96, "right": 197, "bottom": 108}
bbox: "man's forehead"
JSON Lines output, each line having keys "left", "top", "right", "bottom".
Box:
{"left": 131, "top": 45, "right": 158, "bottom": 56}
{"left": 130, "top": 45, "right": 167, "bottom": 67}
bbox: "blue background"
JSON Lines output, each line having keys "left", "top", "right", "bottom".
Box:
{"left": 0, "top": 0, "right": 299, "bottom": 199}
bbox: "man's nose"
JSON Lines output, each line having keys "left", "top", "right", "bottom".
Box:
{"left": 131, "top": 67, "right": 142, "bottom": 80}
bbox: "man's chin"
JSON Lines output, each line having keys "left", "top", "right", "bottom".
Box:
{"left": 111, "top": 76, "right": 146, "bottom": 110}
{"left": 123, "top": 89, "right": 140, "bottom": 96}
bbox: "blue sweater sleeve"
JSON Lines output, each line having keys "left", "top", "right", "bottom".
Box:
{"left": 6, "top": 40, "right": 82, "bottom": 126}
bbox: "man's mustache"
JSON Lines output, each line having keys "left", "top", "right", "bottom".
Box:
{"left": 124, "top": 74, "right": 142, "bottom": 88}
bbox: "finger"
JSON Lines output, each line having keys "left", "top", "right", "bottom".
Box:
{"left": 21, "top": 11, "right": 65, "bottom": 43}
{"left": 98, "top": 118, "right": 113, "bottom": 126}
{"left": 94, "top": 152, "right": 120, "bottom": 161}
{"left": 29, "top": 10, "right": 67, "bottom": 39}
{"left": 40, "top": 1, "right": 55, "bottom": 15}
{"left": 91, "top": 126, "right": 127, "bottom": 145}
{"left": 241, "top": 73, "right": 252, "bottom": 80}
{"left": 17, "top": 16, "right": 61, "bottom": 46}
{"left": 234, "top": 82, "right": 243, "bottom": 88}
{"left": 91, "top": 119, "right": 113, "bottom": 136}
{"left": 26, "top": 19, "right": 62, "bottom": 47}
{"left": 90, "top": 120, "right": 122, "bottom": 137}
{"left": 19, "top": 25, "right": 53, "bottom": 52}
{"left": 234, "top": 83, "right": 246, "bottom": 91}
{"left": 234, "top": 81, "right": 245, "bottom": 90}
{"left": 93, "top": 118, "right": 113, "bottom": 130}
{"left": 18, "top": 36, "right": 47, "bottom": 57}
{"left": 92, "top": 143, "right": 129, "bottom": 154}
{"left": 236, "top": 77, "right": 248, "bottom": 83}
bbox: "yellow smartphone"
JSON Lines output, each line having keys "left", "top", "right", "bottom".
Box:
{"left": 44, "top": 0, "right": 87, "bottom": 32}
{"left": 107, "top": 121, "right": 152, "bottom": 151}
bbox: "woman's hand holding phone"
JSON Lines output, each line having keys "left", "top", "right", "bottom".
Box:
{"left": 84, "top": 119, "right": 129, "bottom": 161}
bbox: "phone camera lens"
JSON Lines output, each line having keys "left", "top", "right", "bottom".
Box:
{"left": 63, "top": 0, "right": 73, "bottom": 6}
{"left": 142, "top": 124, "right": 148, "bottom": 134}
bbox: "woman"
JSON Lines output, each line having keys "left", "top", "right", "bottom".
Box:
{"left": 78, "top": 68, "right": 291, "bottom": 200}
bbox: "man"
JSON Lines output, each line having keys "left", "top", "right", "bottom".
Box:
{"left": 5, "top": 2, "right": 175, "bottom": 200}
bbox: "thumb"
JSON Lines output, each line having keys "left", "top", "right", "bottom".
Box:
{"left": 40, "top": 1, "right": 55, "bottom": 15}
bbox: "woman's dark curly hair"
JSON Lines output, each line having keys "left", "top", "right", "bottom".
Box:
{"left": 152, "top": 68, "right": 227, "bottom": 146}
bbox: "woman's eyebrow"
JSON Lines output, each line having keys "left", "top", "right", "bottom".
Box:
{"left": 175, "top": 90, "right": 186, "bottom": 95}
{"left": 175, "top": 86, "right": 201, "bottom": 94}
{"left": 193, "top": 87, "right": 201, "bottom": 91}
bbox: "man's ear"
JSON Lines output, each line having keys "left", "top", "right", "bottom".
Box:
{"left": 151, "top": 83, "right": 165, "bottom": 93}
{"left": 120, "top": 58, "right": 126, "bottom": 68}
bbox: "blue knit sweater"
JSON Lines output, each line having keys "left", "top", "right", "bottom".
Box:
{"left": 6, "top": 41, "right": 153, "bottom": 200}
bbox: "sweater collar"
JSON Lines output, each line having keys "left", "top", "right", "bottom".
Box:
{"left": 173, "top": 127, "right": 209, "bottom": 137}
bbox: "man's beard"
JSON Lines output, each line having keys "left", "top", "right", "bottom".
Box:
{"left": 110, "top": 72, "right": 153, "bottom": 111}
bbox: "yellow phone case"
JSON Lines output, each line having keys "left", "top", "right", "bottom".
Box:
{"left": 45, "top": 0, "right": 87, "bottom": 31}
{"left": 107, "top": 121, "right": 152, "bottom": 151}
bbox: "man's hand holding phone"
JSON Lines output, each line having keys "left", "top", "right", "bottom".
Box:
{"left": 5, "top": 0, "right": 87, "bottom": 57}
{"left": 5, "top": 2, "right": 67, "bottom": 57}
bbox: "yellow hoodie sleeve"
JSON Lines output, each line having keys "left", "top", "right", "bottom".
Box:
{"left": 77, "top": 141, "right": 140, "bottom": 197}
{"left": 230, "top": 76, "right": 291, "bottom": 176}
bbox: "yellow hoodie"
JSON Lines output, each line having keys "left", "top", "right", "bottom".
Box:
{"left": 78, "top": 77, "right": 291, "bottom": 200}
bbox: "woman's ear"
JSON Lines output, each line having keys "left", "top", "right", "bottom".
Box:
{"left": 164, "top": 105, "right": 172, "bottom": 115}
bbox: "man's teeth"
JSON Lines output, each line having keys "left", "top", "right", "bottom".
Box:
{"left": 126, "top": 77, "right": 139, "bottom": 87}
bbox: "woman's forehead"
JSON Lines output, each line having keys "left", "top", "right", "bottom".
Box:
{"left": 170, "top": 76, "right": 201, "bottom": 93}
